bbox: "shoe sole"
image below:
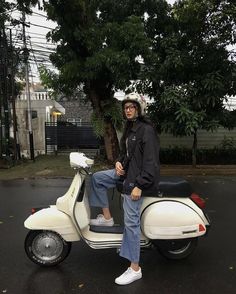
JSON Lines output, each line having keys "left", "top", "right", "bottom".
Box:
{"left": 89, "top": 222, "right": 114, "bottom": 226}
{"left": 115, "top": 275, "right": 142, "bottom": 285}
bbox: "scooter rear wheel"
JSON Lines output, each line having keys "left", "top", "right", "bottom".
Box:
{"left": 24, "top": 230, "right": 72, "bottom": 266}
{"left": 154, "top": 238, "right": 198, "bottom": 260}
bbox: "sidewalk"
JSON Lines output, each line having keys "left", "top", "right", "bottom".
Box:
{"left": 160, "top": 164, "right": 236, "bottom": 176}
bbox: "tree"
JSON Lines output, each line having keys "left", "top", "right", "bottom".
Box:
{"left": 0, "top": 0, "right": 39, "bottom": 160}
{"left": 36, "top": 0, "right": 157, "bottom": 162}
{"left": 146, "top": 0, "right": 236, "bottom": 166}
{"left": 0, "top": 1, "right": 22, "bottom": 159}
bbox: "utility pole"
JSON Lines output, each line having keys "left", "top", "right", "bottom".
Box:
{"left": 0, "top": 28, "right": 10, "bottom": 158}
{"left": 0, "top": 29, "right": 3, "bottom": 158}
{"left": 2, "top": 28, "right": 10, "bottom": 157}
{"left": 22, "top": 11, "right": 34, "bottom": 160}
{"left": 9, "top": 29, "right": 21, "bottom": 160}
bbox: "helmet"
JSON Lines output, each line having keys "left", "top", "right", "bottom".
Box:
{"left": 122, "top": 92, "right": 147, "bottom": 116}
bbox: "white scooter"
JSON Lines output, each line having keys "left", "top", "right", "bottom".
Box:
{"left": 24, "top": 152, "right": 210, "bottom": 266}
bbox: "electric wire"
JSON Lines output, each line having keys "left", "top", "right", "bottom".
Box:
{"left": 4, "top": 10, "right": 58, "bottom": 83}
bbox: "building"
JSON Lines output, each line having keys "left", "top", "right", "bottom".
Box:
{"left": 225, "top": 96, "right": 236, "bottom": 110}
{"left": 16, "top": 84, "right": 65, "bottom": 157}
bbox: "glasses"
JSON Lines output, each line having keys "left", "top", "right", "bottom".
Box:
{"left": 124, "top": 104, "right": 136, "bottom": 111}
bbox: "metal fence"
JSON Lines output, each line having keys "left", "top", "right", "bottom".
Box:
{"left": 45, "top": 122, "right": 101, "bottom": 154}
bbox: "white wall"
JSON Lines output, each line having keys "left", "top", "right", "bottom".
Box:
{"left": 159, "top": 127, "right": 236, "bottom": 149}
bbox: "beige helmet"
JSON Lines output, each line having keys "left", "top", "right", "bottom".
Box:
{"left": 122, "top": 92, "right": 147, "bottom": 116}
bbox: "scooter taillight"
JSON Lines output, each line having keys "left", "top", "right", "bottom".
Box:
{"left": 31, "top": 208, "right": 37, "bottom": 214}
{"left": 190, "top": 193, "right": 206, "bottom": 209}
{"left": 31, "top": 207, "right": 46, "bottom": 214}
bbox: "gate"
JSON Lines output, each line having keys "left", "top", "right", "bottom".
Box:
{"left": 45, "top": 122, "right": 101, "bottom": 154}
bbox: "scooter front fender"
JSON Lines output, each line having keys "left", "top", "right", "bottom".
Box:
{"left": 24, "top": 205, "right": 80, "bottom": 242}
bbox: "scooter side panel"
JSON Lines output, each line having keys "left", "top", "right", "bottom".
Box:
{"left": 141, "top": 200, "right": 207, "bottom": 240}
{"left": 56, "top": 173, "right": 82, "bottom": 215}
{"left": 24, "top": 206, "right": 80, "bottom": 242}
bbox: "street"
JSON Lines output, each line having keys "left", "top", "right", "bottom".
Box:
{"left": 0, "top": 176, "right": 236, "bottom": 294}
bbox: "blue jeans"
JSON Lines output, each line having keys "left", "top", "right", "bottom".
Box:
{"left": 89, "top": 169, "right": 143, "bottom": 263}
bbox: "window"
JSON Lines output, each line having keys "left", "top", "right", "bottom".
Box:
{"left": 32, "top": 111, "right": 37, "bottom": 119}
{"left": 67, "top": 118, "right": 82, "bottom": 126}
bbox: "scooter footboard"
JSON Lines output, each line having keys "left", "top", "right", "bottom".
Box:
{"left": 141, "top": 200, "right": 207, "bottom": 240}
{"left": 24, "top": 206, "right": 80, "bottom": 242}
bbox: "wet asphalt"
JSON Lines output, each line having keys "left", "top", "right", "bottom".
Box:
{"left": 0, "top": 176, "right": 236, "bottom": 294}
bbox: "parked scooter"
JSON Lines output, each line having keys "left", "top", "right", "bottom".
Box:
{"left": 24, "top": 152, "right": 210, "bottom": 266}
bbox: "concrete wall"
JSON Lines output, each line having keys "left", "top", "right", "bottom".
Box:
{"left": 159, "top": 127, "right": 236, "bottom": 149}
{"left": 58, "top": 100, "right": 93, "bottom": 123}
{"left": 15, "top": 100, "right": 59, "bottom": 157}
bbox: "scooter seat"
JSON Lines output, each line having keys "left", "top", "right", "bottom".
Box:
{"left": 158, "top": 176, "right": 192, "bottom": 198}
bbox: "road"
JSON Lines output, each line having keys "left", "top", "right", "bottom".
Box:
{"left": 0, "top": 176, "right": 236, "bottom": 294}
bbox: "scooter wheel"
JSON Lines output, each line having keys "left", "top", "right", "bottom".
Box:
{"left": 24, "top": 230, "right": 72, "bottom": 266}
{"left": 153, "top": 238, "right": 198, "bottom": 260}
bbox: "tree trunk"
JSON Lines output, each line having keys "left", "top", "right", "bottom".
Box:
{"left": 192, "top": 130, "right": 197, "bottom": 168}
{"left": 103, "top": 120, "right": 120, "bottom": 162}
{"left": 88, "top": 86, "right": 120, "bottom": 163}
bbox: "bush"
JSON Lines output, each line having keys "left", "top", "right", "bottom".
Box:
{"left": 160, "top": 146, "right": 236, "bottom": 164}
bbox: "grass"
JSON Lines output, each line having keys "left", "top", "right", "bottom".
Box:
{"left": 1, "top": 154, "right": 236, "bottom": 180}
{"left": 0, "top": 155, "right": 113, "bottom": 180}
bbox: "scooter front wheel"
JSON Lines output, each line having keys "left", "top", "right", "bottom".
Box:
{"left": 154, "top": 238, "right": 198, "bottom": 260}
{"left": 24, "top": 230, "right": 72, "bottom": 266}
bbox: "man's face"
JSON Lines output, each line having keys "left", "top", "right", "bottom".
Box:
{"left": 124, "top": 102, "right": 138, "bottom": 120}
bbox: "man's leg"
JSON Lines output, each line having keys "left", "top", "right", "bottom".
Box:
{"left": 89, "top": 169, "right": 119, "bottom": 226}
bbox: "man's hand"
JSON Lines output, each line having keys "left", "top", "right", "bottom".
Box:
{"left": 131, "top": 187, "right": 142, "bottom": 201}
{"left": 115, "top": 161, "right": 125, "bottom": 176}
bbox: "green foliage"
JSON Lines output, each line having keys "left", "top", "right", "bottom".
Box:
{"left": 39, "top": 65, "right": 62, "bottom": 98}
{"left": 0, "top": 0, "right": 13, "bottom": 25}
{"left": 148, "top": 0, "right": 236, "bottom": 143}
{"left": 220, "top": 136, "right": 236, "bottom": 150}
{"left": 91, "top": 98, "right": 123, "bottom": 137}
{"left": 91, "top": 113, "right": 105, "bottom": 138}
{"left": 34, "top": 0, "right": 160, "bottom": 161}
{"left": 15, "top": 0, "right": 39, "bottom": 13}
{"left": 44, "top": 1, "right": 152, "bottom": 92}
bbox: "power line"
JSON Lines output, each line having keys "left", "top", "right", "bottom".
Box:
{"left": 29, "top": 37, "right": 41, "bottom": 75}
{"left": 9, "top": 28, "right": 47, "bottom": 37}
{"left": 5, "top": 14, "right": 58, "bottom": 84}
{"left": 14, "top": 40, "right": 56, "bottom": 51}
{"left": 28, "top": 40, "right": 56, "bottom": 46}
{"left": 32, "top": 11, "right": 48, "bottom": 18}
{"left": 28, "top": 22, "right": 55, "bottom": 30}
{"left": 0, "top": 7, "right": 18, "bottom": 15}
{"left": 29, "top": 36, "right": 50, "bottom": 40}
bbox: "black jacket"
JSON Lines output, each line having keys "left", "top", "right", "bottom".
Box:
{"left": 117, "top": 119, "right": 160, "bottom": 196}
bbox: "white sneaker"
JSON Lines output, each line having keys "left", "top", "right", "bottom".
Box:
{"left": 90, "top": 214, "right": 114, "bottom": 226}
{"left": 115, "top": 267, "right": 142, "bottom": 285}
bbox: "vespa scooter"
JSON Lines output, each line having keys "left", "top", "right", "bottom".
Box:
{"left": 24, "top": 152, "right": 210, "bottom": 266}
